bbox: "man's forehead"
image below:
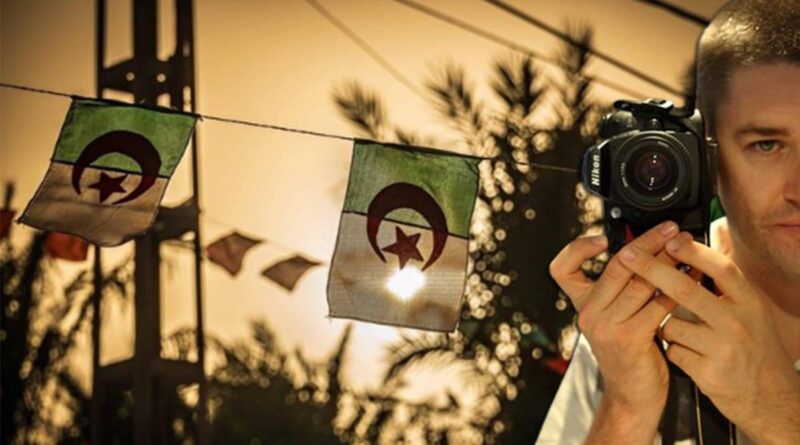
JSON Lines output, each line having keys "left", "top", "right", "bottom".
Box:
{"left": 725, "top": 63, "right": 800, "bottom": 101}
{"left": 717, "top": 63, "right": 800, "bottom": 134}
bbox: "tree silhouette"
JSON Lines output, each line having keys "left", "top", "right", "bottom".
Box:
{"left": 1, "top": 227, "right": 355, "bottom": 445}
{"left": 331, "top": 23, "right": 608, "bottom": 443}
{"left": 1, "top": 232, "right": 133, "bottom": 445}
{"left": 160, "top": 321, "right": 351, "bottom": 445}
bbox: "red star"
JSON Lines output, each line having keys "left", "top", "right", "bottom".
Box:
{"left": 88, "top": 172, "right": 127, "bottom": 203}
{"left": 382, "top": 226, "right": 424, "bottom": 269}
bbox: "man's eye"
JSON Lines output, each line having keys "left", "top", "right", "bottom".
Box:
{"left": 752, "top": 140, "right": 779, "bottom": 152}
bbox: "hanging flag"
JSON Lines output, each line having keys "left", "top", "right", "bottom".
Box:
{"left": 261, "top": 255, "right": 321, "bottom": 291}
{"left": 206, "top": 231, "right": 262, "bottom": 277}
{"left": 44, "top": 232, "right": 89, "bottom": 261}
{"left": 327, "top": 140, "right": 480, "bottom": 332}
{"left": 19, "top": 98, "right": 197, "bottom": 246}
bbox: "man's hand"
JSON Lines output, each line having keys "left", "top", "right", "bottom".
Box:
{"left": 618, "top": 232, "right": 800, "bottom": 445}
{"left": 549, "top": 221, "right": 681, "bottom": 440}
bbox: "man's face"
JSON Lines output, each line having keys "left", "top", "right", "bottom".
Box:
{"left": 714, "top": 62, "right": 800, "bottom": 279}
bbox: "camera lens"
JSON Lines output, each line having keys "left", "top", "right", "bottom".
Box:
{"left": 625, "top": 147, "right": 679, "bottom": 198}
{"left": 614, "top": 132, "right": 691, "bottom": 210}
{"left": 633, "top": 151, "right": 673, "bottom": 192}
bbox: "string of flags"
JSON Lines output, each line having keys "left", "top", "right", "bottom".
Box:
{"left": 4, "top": 86, "right": 577, "bottom": 332}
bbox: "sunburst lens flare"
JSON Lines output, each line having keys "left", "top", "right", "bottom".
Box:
{"left": 386, "top": 266, "right": 425, "bottom": 301}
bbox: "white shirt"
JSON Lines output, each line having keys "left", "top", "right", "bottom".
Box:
{"left": 535, "top": 334, "right": 762, "bottom": 445}
{"left": 535, "top": 218, "right": 799, "bottom": 444}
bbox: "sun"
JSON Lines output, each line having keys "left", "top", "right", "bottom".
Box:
{"left": 386, "top": 266, "right": 426, "bottom": 301}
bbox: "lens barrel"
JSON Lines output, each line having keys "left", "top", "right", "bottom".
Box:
{"left": 615, "top": 132, "right": 691, "bottom": 210}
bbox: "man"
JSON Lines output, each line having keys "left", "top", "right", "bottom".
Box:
{"left": 538, "top": 1, "right": 800, "bottom": 444}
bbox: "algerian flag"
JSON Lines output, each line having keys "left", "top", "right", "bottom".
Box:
{"left": 327, "top": 140, "right": 480, "bottom": 332}
{"left": 19, "top": 98, "right": 196, "bottom": 246}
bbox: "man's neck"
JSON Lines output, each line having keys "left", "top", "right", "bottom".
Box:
{"left": 729, "top": 239, "right": 800, "bottom": 359}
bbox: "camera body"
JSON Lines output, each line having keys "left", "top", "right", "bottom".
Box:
{"left": 581, "top": 99, "right": 716, "bottom": 254}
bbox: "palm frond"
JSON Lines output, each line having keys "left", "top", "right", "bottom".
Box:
{"left": 490, "top": 54, "right": 545, "bottom": 116}
{"left": 551, "top": 21, "right": 596, "bottom": 131}
{"left": 332, "top": 81, "right": 387, "bottom": 140}
{"left": 383, "top": 334, "right": 452, "bottom": 384}
{"left": 394, "top": 126, "right": 437, "bottom": 147}
{"left": 426, "top": 64, "right": 486, "bottom": 151}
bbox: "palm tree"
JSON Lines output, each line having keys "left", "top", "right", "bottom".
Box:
{"left": 331, "top": 23, "right": 608, "bottom": 443}
{"left": 160, "top": 321, "right": 352, "bottom": 445}
{"left": 1, "top": 232, "right": 133, "bottom": 445}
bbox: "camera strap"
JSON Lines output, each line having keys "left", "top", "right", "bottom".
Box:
{"left": 659, "top": 274, "right": 736, "bottom": 445}
{"left": 660, "top": 362, "right": 736, "bottom": 445}
{"left": 617, "top": 223, "right": 736, "bottom": 445}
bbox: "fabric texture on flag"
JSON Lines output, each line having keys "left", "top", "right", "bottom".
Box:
{"left": 44, "top": 232, "right": 89, "bottom": 261}
{"left": 206, "top": 231, "right": 262, "bottom": 276}
{"left": 262, "top": 255, "right": 321, "bottom": 291}
{"left": 327, "top": 140, "right": 480, "bottom": 332}
{"left": 19, "top": 98, "right": 196, "bottom": 246}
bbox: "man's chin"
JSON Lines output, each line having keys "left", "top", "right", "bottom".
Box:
{"left": 761, "top": 234, "right": 800, "bottom": 279}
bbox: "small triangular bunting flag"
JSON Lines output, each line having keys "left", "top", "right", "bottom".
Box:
{"left": 262, "top": 255, "right": 321, "bottom": 291}
{"left": 206, "top": 231, "right": 262, "bottom": 276}
{"left": 44, "top": 232, "right": 89, "bottom": 261}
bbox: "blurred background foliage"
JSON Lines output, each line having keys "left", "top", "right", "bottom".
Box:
{"left": 1, "top": 23, "right": 612, "bottom": 445}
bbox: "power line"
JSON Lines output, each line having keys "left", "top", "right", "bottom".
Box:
{"left": 389, "top": 0, "right": 650, "bottom": 101}
{"left": 634, "top": 0, "right": 709, "bottom": 27}
{"left": 0, "top": 81, "right": 579, "bottom": 174}
{"left": 0, "top": 82, "right": 73, "bottom": 99}
{"left": 483, "top": 0, "right": 684, "bottom": 97}
{"left": 304, "top": 0, "right": 547, "bottom": 132}
{"left": 304, "top": 0, "right": 428, "bottom": 100}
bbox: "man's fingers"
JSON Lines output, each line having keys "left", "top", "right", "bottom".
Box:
{"left": 589, "top": 220, "right": 679, "bottom": 312}
{"left": 549, "top": 234, "right": 608, "bottom": 310}
{"left": 628, "top": 293, "right": 678, "bottom": 332}
{"left": 661, "top": 316, "right": 712, "bottom": 356}
{"left": 665, "top": 342, "right": 703, "bottom": 380}
{"left": 607, "top": 249, "right": 677, "bottom": 323}
{"left": 665, "top": 232, "right": 748, "bottom": 299}
{"left": 618, "top": 244, "right": 722, "bottom": 325}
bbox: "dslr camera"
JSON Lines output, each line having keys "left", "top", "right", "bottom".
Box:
{"left": 581, "top": 98, "right": 717, "bottom": 254}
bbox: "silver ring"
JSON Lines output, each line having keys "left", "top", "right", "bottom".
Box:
{"left": 657, "top": 313, "right": 672, "bottom": 350}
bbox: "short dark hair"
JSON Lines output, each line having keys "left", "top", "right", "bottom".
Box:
{"left": 696, "top": 0, "right": 800, "bottom": 136}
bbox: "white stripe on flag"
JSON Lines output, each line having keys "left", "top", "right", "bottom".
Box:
{"left": 327, "top": 212, "right": 468, "bottom": 332}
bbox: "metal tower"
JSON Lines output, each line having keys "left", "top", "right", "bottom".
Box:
{"left": 91, "top": 1, "right": 207, "bottom": 443}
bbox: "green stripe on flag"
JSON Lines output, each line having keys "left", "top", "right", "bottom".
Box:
{"left": 343, "top": 141, "right": 480, "bottom": 238}
{"left": 51, "top": 99, "right": 196, "bottom": 177}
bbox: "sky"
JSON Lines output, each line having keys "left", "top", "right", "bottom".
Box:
{"left": 0, "top": 0, "right": 727, "bottom": 393}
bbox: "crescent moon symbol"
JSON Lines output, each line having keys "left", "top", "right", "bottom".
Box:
{"left": 366, "top": 182, "right": 449, "bottom": 271}
{"left": 71, "top": 130, "right": 162, "bottom": 205}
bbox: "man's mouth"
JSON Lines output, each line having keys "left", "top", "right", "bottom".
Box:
{"left": 774, "top": 222, "right": 800, "bottom": 236}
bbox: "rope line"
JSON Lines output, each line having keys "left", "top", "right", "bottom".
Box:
{"left": 0, "top": 81, "right": 579, "bottom": 174}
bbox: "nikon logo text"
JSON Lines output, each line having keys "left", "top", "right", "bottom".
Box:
{"left": 590, "top": 154, "right": 601, "bottom": 187}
